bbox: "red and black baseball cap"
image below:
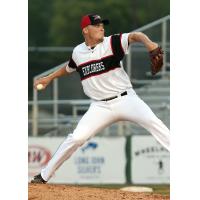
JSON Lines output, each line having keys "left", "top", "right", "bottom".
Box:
{"left": 80, "top": 14, "right": 109, "bottom": 29}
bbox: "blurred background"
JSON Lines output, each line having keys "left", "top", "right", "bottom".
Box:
{"left": 28, "top": 0, "right": 170, "bottom": 191}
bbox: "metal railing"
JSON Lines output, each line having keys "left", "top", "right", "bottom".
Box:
{"left": 29, "top": 99, "right": 169, "bottom": 136}
{"left": 29, "top": 96, "right": 169, "bottom": 136}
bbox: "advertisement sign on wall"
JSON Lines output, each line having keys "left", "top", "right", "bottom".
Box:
{"left": 28, "top": 137, "right": 126, "bottom": 184}
{"left": 131, "top": 135, "right": 170, "bottom": 184}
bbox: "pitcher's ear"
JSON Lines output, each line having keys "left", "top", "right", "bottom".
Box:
{"left": 82, "top": 27, "right": 88, "bottom": 35}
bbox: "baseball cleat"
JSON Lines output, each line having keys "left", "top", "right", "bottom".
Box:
{"left": 31, "top": 173, "right": 47, "bottom": 184}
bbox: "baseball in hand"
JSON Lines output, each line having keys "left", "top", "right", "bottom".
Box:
{"left": 36, "top": 84, "right": 44, "bottom": 90}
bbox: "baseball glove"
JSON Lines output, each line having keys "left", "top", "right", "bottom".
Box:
{"left": 149, "top": 46, "right": 164, "bottom": 75}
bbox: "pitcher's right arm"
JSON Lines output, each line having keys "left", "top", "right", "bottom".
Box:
{"left": 34, "top": 63, "right": 70, "bottom": 90}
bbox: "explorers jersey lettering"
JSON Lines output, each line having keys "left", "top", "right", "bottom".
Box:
{"left": 81, "top": 62, "right": 105, "bottom": 77}
{"left": 66, "top": 33, "right": 133, "bottom": 100}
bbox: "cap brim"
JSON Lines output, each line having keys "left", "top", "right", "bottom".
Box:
{"left": 101, "top": 19, "right": 109, "bottom": 25}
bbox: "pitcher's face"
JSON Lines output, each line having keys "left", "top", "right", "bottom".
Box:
{"left": 85, "top": 23, "right": 105, "bottom": 43}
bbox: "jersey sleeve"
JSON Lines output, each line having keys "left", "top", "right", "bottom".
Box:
{"left": 110, "top": 33, "right": 130, "bottom": 61}
{"left": 65, "top": 55, "right": 77, "bottom": 73}
{"left": 120, "top": 33, "right": 130, "bottom": 54}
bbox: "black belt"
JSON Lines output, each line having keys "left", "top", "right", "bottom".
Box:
{"left": 101, "top": 91, "right": 127, "bottom": 101}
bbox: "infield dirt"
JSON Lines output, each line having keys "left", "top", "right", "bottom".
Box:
{"left": 29, "top": 183, "right": 169, "bottom": 200}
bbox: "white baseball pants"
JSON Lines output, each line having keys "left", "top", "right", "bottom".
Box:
{"left": 41, "top": 88, "right": 170, "bottom": 181}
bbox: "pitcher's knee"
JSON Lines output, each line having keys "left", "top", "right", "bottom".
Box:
{"left": 72, "top": 134, "right": 87, "bottom": 147}
{"left": 141, "top": 115, "right": 156, "bottom": 125}
{"left": 140, "top": 115, "right": 163, "bottom": 129}
{"left": 71, "top": 126, "right": 92, "bottom": 146}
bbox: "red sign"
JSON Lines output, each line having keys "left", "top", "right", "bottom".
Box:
{"left": 28, "top": 145, "right": 51, "bottom": 169}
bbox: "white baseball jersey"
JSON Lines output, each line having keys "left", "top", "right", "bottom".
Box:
{"left": 66, "top": 33, "right": 133, "bottom": 100}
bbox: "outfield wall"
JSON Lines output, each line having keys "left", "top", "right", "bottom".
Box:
{"left": 28, "top": 136, "right": 169, "bottom": 184}
{"left": 28, "top": 137, "right": 126, "bottom": 184}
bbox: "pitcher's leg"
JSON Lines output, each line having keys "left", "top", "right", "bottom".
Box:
{"left": 117, "top": 92, "right": 170, "bottom": 151}
{"left": 41, "top": 102, "right": 116, "bottom": 181}
{"left": 41, "top": 133, "right": 81, "bottom": 181}
{"left": 138, "top": 114, "right": 170, "bottom": 151}
{"left": 134, "top": 98, "right": 170, "bottom": 151}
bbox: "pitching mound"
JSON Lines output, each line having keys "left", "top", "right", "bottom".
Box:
{"left": 29, "top": 183, "right": 169, "bottom": 200}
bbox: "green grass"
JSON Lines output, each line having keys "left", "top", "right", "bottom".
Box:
{"left": 79, "top": 184, "right": 170, "bottom": 196}
{"left": 149, "top": 185, "right": 170, "bottom": 196}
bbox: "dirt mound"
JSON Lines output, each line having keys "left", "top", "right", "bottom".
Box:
{"left": 28, "top": 183, "right": 169, "bottom": 200}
